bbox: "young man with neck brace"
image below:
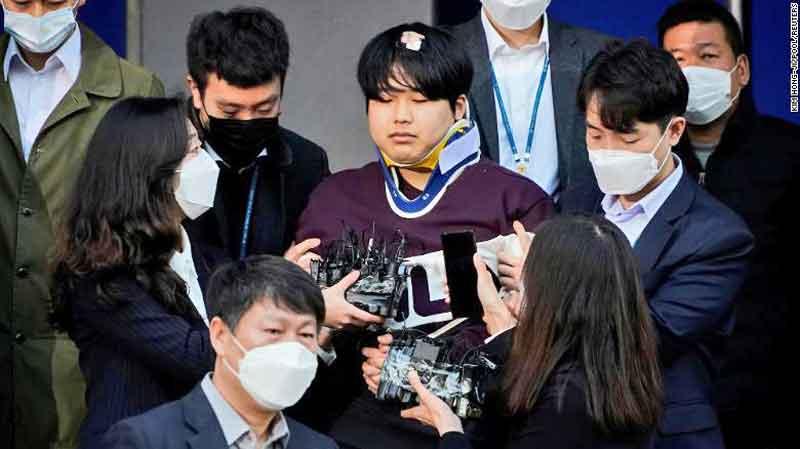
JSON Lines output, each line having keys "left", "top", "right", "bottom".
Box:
{"left": 448, "top": 0, "right": 610, "bottom": 201}
{"left": 102, "top": 256, "right": 337, "bottom": 449}
{"left": 658, "top": 2, "right": 800, "bottom": 448}
{"left": 1, "top": 1, "right": 164, "bottom": 448}
{"left": 558, "top": 39, "right": 753, "bottom": 449}
{"left": 292, "top": 23, "right": 552, "bottom": 449}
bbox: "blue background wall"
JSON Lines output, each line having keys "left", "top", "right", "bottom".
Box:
{"left": 77, "top": 0, "right": 126, "bottom": 56}
{"left": 3, "top": 1, "right": 798, "bottom": 125}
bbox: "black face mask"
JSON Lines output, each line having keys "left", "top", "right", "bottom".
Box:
{"left": 204, "top": 114, "right": 280, "bottom": 170}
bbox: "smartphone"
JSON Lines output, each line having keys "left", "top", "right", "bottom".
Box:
{"left": 441, "top": 230, "right": 482, "bottom": 321}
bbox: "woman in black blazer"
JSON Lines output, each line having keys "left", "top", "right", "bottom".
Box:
{"left": 367, "top": 215, "right": 663, "bottom": 449}
{"left": 52, "top": 98, "right": 221, "bottom": 449}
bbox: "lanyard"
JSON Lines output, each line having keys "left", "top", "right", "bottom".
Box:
{"left": 239, "top": 165, "right": 259, "bottom": 259}
{"left": 490, "top": 55, "right": 550, "bottom": 163}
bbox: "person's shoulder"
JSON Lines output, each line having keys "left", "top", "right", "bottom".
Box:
{"left": 79, "top": 25, "right": 162, "bottom": 95}
{"left": 446, "top": 14, "right": 483, "bottom": 39}
{"left": 68, "top": 268, "right": 143, "bottom": 301}
{"left": 286, "top": 416, "right": 339, "bottom": 449}
{"left": 678, "top": 177, "right": 752, "bottom": 249}
{"left": 103, "top": 397, "right": 187, "bottom": 449}
{"left": 470, "top": 159, "right": 547, "bottom": 190}
{"left": 467, "top": 160, "right": 552, "bottom": 204}
{"left": 117, "top": 58, "right": 161, "bottom": 90}
{"left": 311, "top": 162, "right": 381, "bottom": 195}
{"left": 280, "top": 127, "right": 328, "bottom": 162}
{"left": 558, "top": 181, "right": 602, "bottom": 214}
{"left": 688, "top": 180, "right": 747, "bottom": 229}
{"left": 548, "top": 17, "right": 613, "bottom": 56}
{"left": 549, "top": 17, "right": 613, "bottom": 43}
{"left": 754, "top": 113, "right": 800, "bottom": 148}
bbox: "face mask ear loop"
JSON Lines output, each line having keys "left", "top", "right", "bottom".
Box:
{"left": 651, "top": 118, "right": 675, "bottom": 172}
{"left": 222, "top": 329, "right": 248, "bottom": 377}
{"left": 726, "top": 57, "right": 745, "bottom": 104}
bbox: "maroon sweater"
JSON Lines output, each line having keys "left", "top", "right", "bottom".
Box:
{"left": 296, "top": 159, "right": 553, "bottom": 257}
{"left": 292, "top": 159, "right": 554, "bottom": 449}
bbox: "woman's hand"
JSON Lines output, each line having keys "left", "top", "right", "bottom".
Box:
{"left": 400, "top": 369, "right": 464, "bottom": 436}
{"left": 497, "top": 221, "right": 532, "bottom": 292}
{"left": 362, "top": 334, "right": 392, "bottom": 394}
{"left": 474, "top": 254, "right": 517, "bottom": 336}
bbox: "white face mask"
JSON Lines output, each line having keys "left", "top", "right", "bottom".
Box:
{"left": 224, "top": 337, "right": 318, "bottom": 411}
{"left": 1, "top": 0, "right": 78, "bottom": 54}
{"left": 587, "top": 120, "right": 674, "bottom": 196}
{"left": 175, "top": 149, "right": 220, "bottom": 220}
{"left": 683, "top": 63, "right": 741, "bottom": 125}
{"left": 481, "top": 0, "right": 551, "bottom": 31}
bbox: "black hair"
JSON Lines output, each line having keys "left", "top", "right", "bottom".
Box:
{"left": 53, "top": 97, "right": 191, "bottom": 328}
{"left": 577, "top": 39, "right": 688, "bottom": 133}
{"left": 505, "top": 214, "right": 662, "bottom": 434}
{"left": 658, "top": 0, "right": 745, "bottom": 57}
{"left": 206, "top": 255, "right": 325, "bottom": 332}
{"left": 357, "top": 22, "right": 473, "bottom": 111}
{"left": 186, "top": 7, "right": 290, "bottom": 94}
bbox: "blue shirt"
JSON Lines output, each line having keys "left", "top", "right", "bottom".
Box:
{"left": 602, "top": 155, "right": 684, "bottom": 246}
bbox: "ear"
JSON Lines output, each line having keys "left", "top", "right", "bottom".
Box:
{"left": 208, "top": 317, "right": 229, "bottom": 359}
{"left": 667, "top": 116, "right": 687, "bottom": 146}
{"left": 187, "top": 76, "right": 205, "bottom": 111}
{"left": 734, "top": 54, "right": 751, "bottom": 89}
{"left": 454, "top": 94, "right": 468, "bottom": 121}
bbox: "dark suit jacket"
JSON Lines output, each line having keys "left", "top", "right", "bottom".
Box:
{"left": 102, "top": 383, "right": 338, "bottom": 449}
{"left": 560, "top": 169, "right": 753, "bottom": 447}
{"left": 449, "top": 15, "right": 611, "bottom": 195}
{"left": 184, "top": 127, "right": 330, "bottom": 262}
{"left": 64, "top": 259, "right": 216, "bottom": 449}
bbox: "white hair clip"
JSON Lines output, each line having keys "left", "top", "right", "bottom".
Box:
{"left": 399, "top": 31, "right": 425, "bottom": 52}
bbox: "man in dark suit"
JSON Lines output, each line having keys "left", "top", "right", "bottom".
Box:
{"left": 559, "top": 40, "right": 753, "bottom": 449}
{"left": 183, "top": 7, "right": 330, "bottom": 262}
{"left": 658, "top": 3, "right": 800, "bottom": 447}
{"left": 102, "top": 256, "right": 338, "bottom": 449}
{"left": 449, "top": 0, "right": 610, "bottom": 199}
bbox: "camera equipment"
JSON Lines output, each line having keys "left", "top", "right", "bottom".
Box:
{"left": 310, "top": 225, "right": 408, "bottom": 319}
{"left": 376, "top": 330, "right": 497, "bottom": 418}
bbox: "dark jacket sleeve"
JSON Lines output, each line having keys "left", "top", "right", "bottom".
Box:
{"left": 649, "top": 224, "right": 753, "bottom": 366}
{"left": 73, "top": 279, "right": 213, "bottom": 383}
{"left": 440, "top": 432, "right": 472, "bottom": 449}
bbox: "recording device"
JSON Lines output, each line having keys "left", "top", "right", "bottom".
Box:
{"left": 376, "top": 331, "right": 497, "bottom": 419}
{"left": 310, "top": 225, "right": 408, "bottom": 319}
{"left": 441, "top": 230, "right": 483, "bottom": 321}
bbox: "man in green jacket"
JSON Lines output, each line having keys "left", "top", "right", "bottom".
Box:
{"left": 1, "top": 1, "right": 164, "bottom": 448}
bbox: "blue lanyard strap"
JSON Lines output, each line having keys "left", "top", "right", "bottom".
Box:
{"left": 489, "top": 55, "right": 550, "bottom": 161}
{"left": 239, "top": 165, "right": 260, "bottom": 259}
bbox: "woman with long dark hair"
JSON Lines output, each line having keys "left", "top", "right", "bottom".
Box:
{"left": 52, "top": 97, "right": 221, "bottom": 448}
{"left": 394, "top": 214, "right": 663, "bottom": 448}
